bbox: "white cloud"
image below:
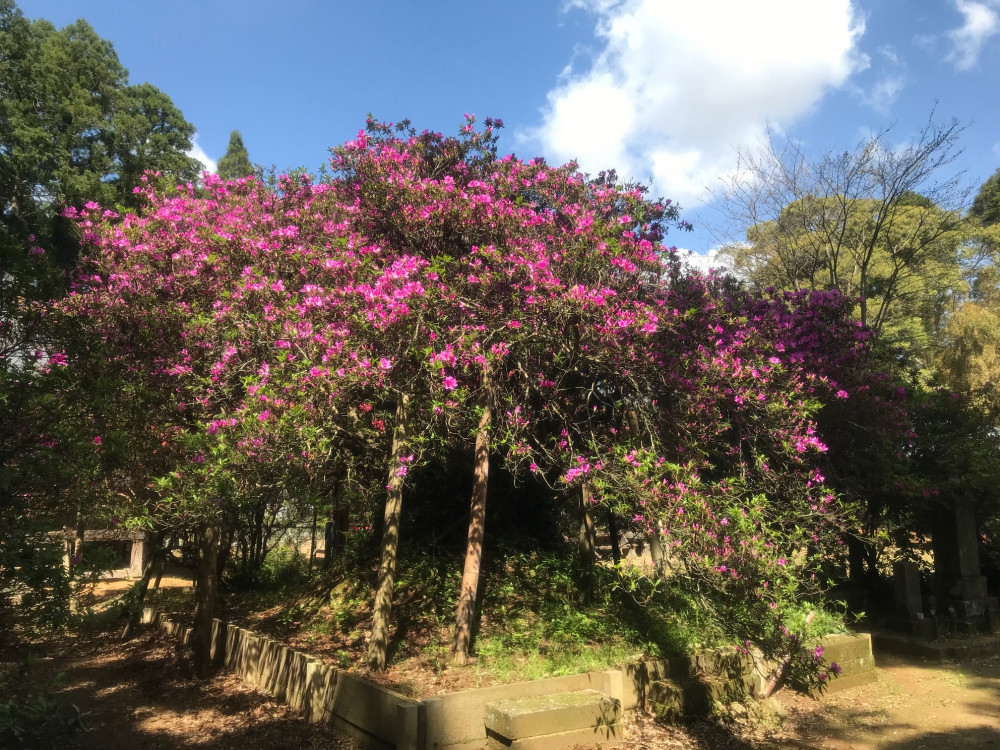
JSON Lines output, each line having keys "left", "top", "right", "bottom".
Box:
{"left": 851, "top": 44, "right": 906, "bottom": 114}
{"left": 855, "top": 74, "right": 906, "bottom": 114}
{"left": 677, "top": 247, "right": 728, "bottom": 275}
{"left": 877, "top": 45, "right": 900, "bottom": 65}
{"left": 522, "top": 0, "right": 866, "bottom": 208}
{"left": 945, "top": 0, "right": 1000, "bottom": 70}
{"left": 187, "top": 134, "right": 217, "bottom": 174}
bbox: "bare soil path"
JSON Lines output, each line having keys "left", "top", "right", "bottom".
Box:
{"left": 773, "top": 651, "right": 1000, "bottom": 750}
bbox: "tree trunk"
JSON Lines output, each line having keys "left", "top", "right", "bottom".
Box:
{"left": 451, "top": 400, "right": 492, "bottom": 665}
{"left": 607, "top": 508, "right": 622, "bottom": 565}
{"left": 367, "top": 395, "right": 409, "bottom": 671}
{"left": 121, "top": 531, "right": 164, "bottom": 639}
{"left": 325, "top": 471, "right": 348, "bottom": 567}
{"left": 332, "top": 472, "right": 349, "bottom": 556}
{"left": 847, "top": 534, "right": 867, "bottom": 584}
{"left": 153, "top": 541, "right": 166, "bottom": 591}
{"left": 309, "top": 504, "right": 318, "bottom": 572}
{"left": 68, "top": 514, "right": 86, "bottom": 613}
{"left": 324, "top": 517, "right": 336, "bottom": 567}
{"left": 578, "top": 482, "right": 597, "bottom": 603}
{"left": 216, "top": 522, "right": 233, "bottom": 584}
{"left": 192, "top": 523, "right": 220, "bottom": 678}
{"left": 649, "top": 522, "right": 665, "bottom": 578}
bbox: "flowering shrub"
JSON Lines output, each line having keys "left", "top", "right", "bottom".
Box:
{"left": 52, "top": 117, "right": 899, "bottom": 681}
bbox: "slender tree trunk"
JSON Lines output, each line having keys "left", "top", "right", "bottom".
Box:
{"left": 192, "top": 523, "right": 220, "bottom": 678}
{"left": 216, "top": 522, "right": 232, "bottom": 584}
{"left": 578, "top": 482, "right": 597, "bottom": 603}
{"left": 153, "top": 539, "right": 166, "bottom": 591}
{"left": 451, "top": 400, "right": 492, "bottom": 665}
{"left": 309, "top": 504, "right": 318, "bottom": 572}
{"left": 847, "top": 535, "right": 866, "bottom": 584}
{"left": 607, "top": 508, "right": 622, "bottom": 565}
{"left": 122, "top": 531, "right": 164, "bottom": 639}
{"left": 367, "top": 395, "right": 409, "bottom": 671}
{"left": 69, "top": 515, "right": 86, "bottom": 613}
{"left": 324, "top": 515, "right": 336, "bottom": 568}
{"left": 73, "top": 514, "right": 86, "bottom": 558}
{"left": 649, "top": 521, "right": 665, "bottom": 578}
{"left": 332, "top": 473, "right": 349, "bottom": 556}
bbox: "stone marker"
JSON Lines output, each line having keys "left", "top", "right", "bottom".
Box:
{"left": 932, "top": 497, "right": 998, "bottom": 621}
{"left": 892, "top": 561, "right": 922, "bottom": 618}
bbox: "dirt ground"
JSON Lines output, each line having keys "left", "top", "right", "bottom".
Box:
{"left": 772, "top": 651, "right": 1000, "bottom": 749}
{"left": 7, "top": 627, "right": 357, "bottom": 750}
{"left": 7, "top": 570, "right": 997, "bottom": 749}
{"left": 3, "top": 626, "right": 994, "bottom": 750}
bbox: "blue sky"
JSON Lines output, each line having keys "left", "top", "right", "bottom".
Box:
{"left": 18, "top": 1, "right": 1000, "bottom": 260}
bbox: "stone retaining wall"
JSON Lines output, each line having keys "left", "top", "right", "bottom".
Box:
{"left": 143, "top": 607, "right": 874, "bottom": 750}
{"left": 143, "top": 608, "right": 421, "bottom": 749}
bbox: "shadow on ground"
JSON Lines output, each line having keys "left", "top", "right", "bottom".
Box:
{"left": 19, "top": 626, "right": 355, "bottom": 750}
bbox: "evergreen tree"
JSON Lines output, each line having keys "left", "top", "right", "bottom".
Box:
{"left": 1, "top": 0, "right": 202, "bottom": 562}
{"left": 0, "top": 0, "right": 202, "bottom": 262}
{"left": 216, "top": 130, "right": 254, "bottom": 181}
{"left": 970, "top": 168, "right": 1000, "bottom": 227}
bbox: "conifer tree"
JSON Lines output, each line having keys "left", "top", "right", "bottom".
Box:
{"left": 216, "top": 130, "right": 254, "bottom": 180}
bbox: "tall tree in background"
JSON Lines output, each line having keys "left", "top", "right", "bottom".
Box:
{"left": 716, "top": 115, "right": 974, "bottom": 583}
{"left": 0, "top": 0, "right": 201, "bottom": 262}
{"left": 1, "top": 0, "right": 203, "bottom": 629}
{"left": 937, "top": 167, "right": 1000, "bottom": 412}
{"left": 216, "top": 130, "right": 254, "bottom": 181}
{"left": 717, "top": 116, "right": 967, "bottom": 367}
{"left": 969, "top": 167, "right": 1000, "bottom": 228}
{"left": 1, "top": 0, "right": 202, "bottom": 370}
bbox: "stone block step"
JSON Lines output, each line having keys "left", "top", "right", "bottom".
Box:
{"left": 650, "top": 675, "right": 754, "bottom": 721}
{"left": 817, "top": 664, "right": 878, "bottom": 695}
{"left": 484, "top": 689, "right": 621, "bottom": 749}
{"left": 810, "top": 633, "right": 873, "bottom": 664}
{"left": 805, "top": 654, "right": 877, "bottom": 696}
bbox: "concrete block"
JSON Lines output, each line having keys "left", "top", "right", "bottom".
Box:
{"left": 257, "top": 640, "right": 291, "bottom": 699}
{"left": 210, "top": 618, "right": 227, "bottom": 663}
{"left": 239, "top": 632, "right": 265, "bottom": 686}
{"left": 306, "top": 661, "right": 337, "bottom": 721}
{"left": 809, "top": 633, "right": 873, "bottom": 664}
{"left": 484, "top": 689, "right": 620, "bottom": 741}
{"left": 816, "top": 666, "right": 878, "bottom": 695}
{"left": 224, "top": 625, "right": 246, "bottom": 671}
{"left": 424, "top": 696, "right": 444, "bottom": 750}
{"left": 486, "top": 724, "right": 622, "bottom": 750}
{"left": 330, "top": 671, "right": 420, "bottom": 747}
{"left": 286, "top": 656, "right": 334, "bottom": 719}
{"left": 396, "top": 701, "right": 421, "bottom": 750}
{"left": 601, "top": 670, "right": 623, "bottom": 705}
{"left": 650, "top": 675, "right": 754, "bottom": 720}
{"left": 435, "top": 671, "right": 598, "bottom": 747}
{"left": 621, "top": 650, "right": 751, "bottom": 709}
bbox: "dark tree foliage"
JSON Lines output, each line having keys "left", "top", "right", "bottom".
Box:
{"left": 970, "top": 168, "right": 1000, "bottom": 227}
{"left": 1, "top": 0, "right": 202, "bottom": 637}
{"left": 0, "top": 0, "right": 201, "bottom": 261}
{"left": 216, "top": 130, "right": 254, "bottom": 181}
